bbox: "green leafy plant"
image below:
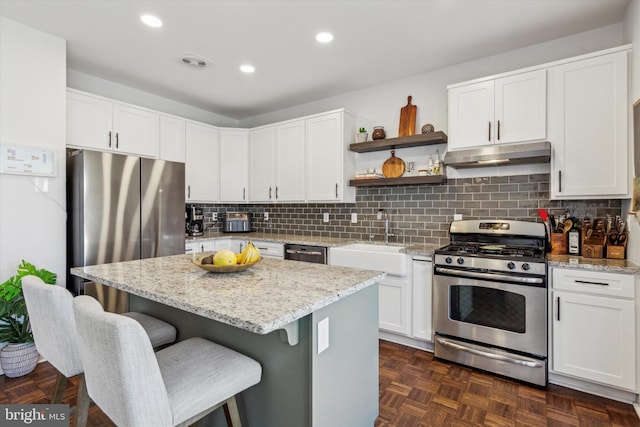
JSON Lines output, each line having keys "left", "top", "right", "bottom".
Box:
{"left": 0, "top": 260, "right": 57, "bottom": 343}
{"left": 359, "top": 127, "right": 367, "bottom": 133}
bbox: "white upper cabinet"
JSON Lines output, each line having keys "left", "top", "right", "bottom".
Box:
{"left": 67, "top": 89, "right": 159, "bottom": 158}
{"left": 219, "top": 128, "right": 249, "bottom": 203}
{"left": 248, "top": 120, "right": 306, "bottom": 203}
{"left": 306, "top": 111, "right": 356, "bottom": 202}
{"left": 185, "top": 121, "right": 219, "bottom": 202}
{"left": 448, "top": 69, "right": 546, "bottom": 150}
{"left": 549, "top": 49, "right": 629, "bottom": 199}
{"left": 275, "top": 120, "right": 306, "bottom": 202}
{"left": 159, "top": 114, "right": 186, "bottom": 163}
{"left": 248, "top": 126, "right": 277, "bottom": 202}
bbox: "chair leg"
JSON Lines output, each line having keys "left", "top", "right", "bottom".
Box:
{"left": 51, "top": 372, "right": 68, "bottom": 404}
{"left": 223, "top": 396, "right": 242, "bottom": 427}
{"left": 75, "top": 374, "right": 90, "bottom": 427}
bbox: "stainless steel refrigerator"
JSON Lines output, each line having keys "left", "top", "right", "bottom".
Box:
{"left": 67, "top": 149, "right": 185, "bottom": 311}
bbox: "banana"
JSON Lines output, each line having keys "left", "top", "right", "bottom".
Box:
{"left": 235, "top": 242, "right": 261, "bottom": 264}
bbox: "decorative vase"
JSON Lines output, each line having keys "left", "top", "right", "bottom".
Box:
{"left": 0, "top": 342, "right": 39, "bottom": 378}
{"left": 372, "top": 126, "right": 386, "bottom": 140}
{"left": 355, "top": 132, "right": 368, "bottom": 143}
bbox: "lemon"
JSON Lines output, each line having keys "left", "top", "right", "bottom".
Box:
{"left": 213, "top": 249, "right": 237, "bottom": 266}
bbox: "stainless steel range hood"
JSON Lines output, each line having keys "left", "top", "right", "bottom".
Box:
{"left": 444, "top": 141, "right": 551, "bottom": 168}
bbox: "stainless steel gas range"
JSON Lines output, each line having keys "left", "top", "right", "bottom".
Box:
{"left": 433, "top": 219, "right": 548, "bottom": 386}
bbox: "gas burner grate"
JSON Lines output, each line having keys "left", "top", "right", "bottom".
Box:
{"left": 440, "top": 244, "right": 480, "bottom": 254}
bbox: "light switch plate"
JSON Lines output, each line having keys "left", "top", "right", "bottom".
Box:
{"left": 264, "top": 212, "right": 269, "bottom": 221}
{"left": 323, "top": 213, "right": 329, "bottom": 223}
{"left": 454, "top": 213, "right": 463, "bottom": 221}
{"left": 351, "top": 213, "right": 357, "bottom": 223}
{"left": 318, "top": 317, "right": 329, "bottom": 354}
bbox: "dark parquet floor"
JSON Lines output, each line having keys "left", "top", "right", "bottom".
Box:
{"left": 1, "top": 339, "right": 639, "bottom": 426}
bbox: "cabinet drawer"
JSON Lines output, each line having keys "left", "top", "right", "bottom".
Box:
{"left": 552, "top": 268, "right": 634, "bottom": 298}
{"left": 250, "top": 241, "right": 284, "bottom": 259}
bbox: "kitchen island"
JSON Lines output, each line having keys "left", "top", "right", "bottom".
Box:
{"left": 71, "top": 254, "right": 385, "bottom": 427}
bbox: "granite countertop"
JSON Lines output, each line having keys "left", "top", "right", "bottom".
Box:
{"left": 186, "top": 233, "right": 440, "bottom": 258}
{"left": 547, "top": 254, "right": 640, "bottom": 274}
{"left": 186, "top": 233, "right": 640, "bottom": 274}
{"left": 70, "top": 254, "right": 385, "bottom": 335}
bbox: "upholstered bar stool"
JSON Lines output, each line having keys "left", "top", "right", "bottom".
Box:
{"left": 72, "top": 295, "right": 262, "bottom": 427}
{"left": 22, "top": 275, "right": 177, "bottom": 427}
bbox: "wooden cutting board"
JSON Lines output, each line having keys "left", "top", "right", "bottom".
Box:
{"left": 382, "top": 150, "right": 405, "bottom": 178}
{"left": 398, "top": 95, "right": 416, "bottom": 137}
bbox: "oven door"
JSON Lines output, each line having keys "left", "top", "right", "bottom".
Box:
{"left": 433, "top": 272, "right": 547, "bottom": 357}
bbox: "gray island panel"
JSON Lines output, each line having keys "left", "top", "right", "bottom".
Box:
{"left": 70, "top": 254, "right": 384, "bottom": 426}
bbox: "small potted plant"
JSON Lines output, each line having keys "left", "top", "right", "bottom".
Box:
{"left": 0, "top": 260, "right": 56, "bottom": 377}
{"left": 356, "top": 127, "right": 368, "bottom": 143}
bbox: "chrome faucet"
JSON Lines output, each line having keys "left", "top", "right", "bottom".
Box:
{"left": 378, "top": 209, "right": 394, "bottom": 244}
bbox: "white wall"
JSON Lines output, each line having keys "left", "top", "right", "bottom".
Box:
{"left": 238, "top": 23, "right": 623, "bottom": 131}
{"left": 0, "top": 18, "right": 67, "bottom": 282}
{"left": 623, "top": 0, "right": 640, "bottom": 265}
{"left": 67, "top": 69, "right": 239, "bottom": 128}
{"left": 237, "top": 23, "right": 624, "bottom": 179}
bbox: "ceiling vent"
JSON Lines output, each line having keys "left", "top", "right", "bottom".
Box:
{"left": 178, "top": 53, "right": 211, "bottom": 69}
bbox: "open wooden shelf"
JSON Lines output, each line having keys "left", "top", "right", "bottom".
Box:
{"left": 349, "top": 131, "right": 447, "bottom": 153}
{"left": 349, "top": 174, "right": 447, "bottom": 187}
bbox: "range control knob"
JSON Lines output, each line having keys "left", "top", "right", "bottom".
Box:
{"left": 507, "top": 262, "right": 516, "bottom": 270}
{"left": 445, "top": 257, "right": 453, "bottom": 264}
{"left": 457, "top": 257, "right": 464, "bottom": 265}
{"left": 522, "top": 263, "right": 531, "bottom": 271}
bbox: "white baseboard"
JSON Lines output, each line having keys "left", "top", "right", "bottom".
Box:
{"left": 379, "top": 331, "right": 434, "bottom": 352}
{"left": 548, "top": 372, "right": 638, "bottom": 404}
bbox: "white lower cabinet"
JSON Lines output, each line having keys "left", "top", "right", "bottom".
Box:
{"left": 411, "top": 257, "right": 433, "bottom": 341}
{"left": 250, "top": 240, "right": 284, "bottom": 259}
{"left": 551, "top": 268, "right": 636, "bottom": 391}
{"left": 379, "top": 276, "right": 411, "bottom": 335}
{"left": 185, "top": 240, "right": 214, "bottom": 254}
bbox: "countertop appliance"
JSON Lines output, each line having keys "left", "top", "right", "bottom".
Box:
{"left": 433, "top": 219, "right": 548, "bottom": 386}
{"left": 67, "top": 149, "right": 185, "bottom": 311}
{"left": 284, "top": 244, "right": 327, "bottom": 264}
{"left": 223, "top": 211, "right": 251, "bottom": 233}
{"left": 186, "top": 205, "right": 204, "bottom": 236}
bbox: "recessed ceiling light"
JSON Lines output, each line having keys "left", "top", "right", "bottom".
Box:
{"left": 315, "top": 32, "right": 334, "bottom": 43}
{"left": 240, "top": 64, "right": 255, "bottom": 74}
{"left": 141, "top": 14, "right": 162, "bottom": 28}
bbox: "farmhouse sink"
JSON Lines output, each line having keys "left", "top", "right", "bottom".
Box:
{"left": 329, "top": 243, "right": 408, "bottom": 276}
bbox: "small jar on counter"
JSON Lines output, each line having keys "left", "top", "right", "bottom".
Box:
{"left": 371, "top": 126, "right": 386, "bottom": 140}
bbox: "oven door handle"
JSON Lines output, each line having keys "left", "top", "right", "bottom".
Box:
{"left": 436, "top": 337, "right": 544, "bottom": 368}
{"left": 435, "top": 267, "right": 544, "bottom": 285}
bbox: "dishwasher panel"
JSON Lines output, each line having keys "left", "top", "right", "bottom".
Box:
{"left": 284, "top": 244, "right": 327, "bottom": 264}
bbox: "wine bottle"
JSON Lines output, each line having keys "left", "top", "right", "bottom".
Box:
{"left": 568, "top": 218, "right": 581, "bottom": 255}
